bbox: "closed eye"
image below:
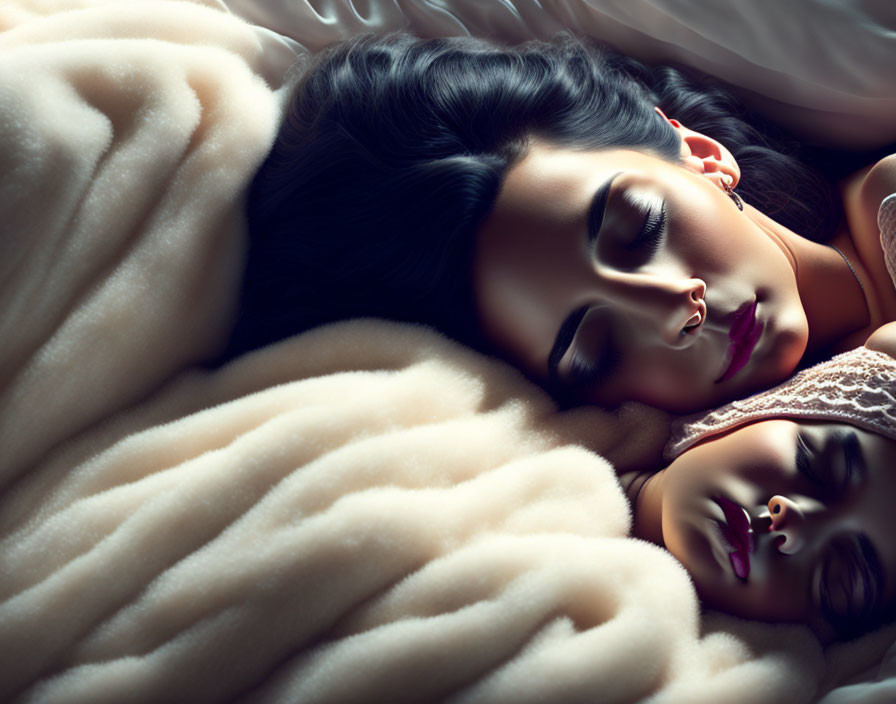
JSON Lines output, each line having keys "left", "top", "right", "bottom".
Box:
{"left": 627, "top": 202, "right": 666, "bottom": 256}
{"left": 591, "top": 181, "right": 667, "bottom": 268}
{"left": 567, "top": 339, "right": 620, "bottom": 388}
{"left": 837, "top": 429, "right": 862, "bottom": 485}
{"left": 817, "top": 532, "right": 884, "bottom": 629}
{"left": 548, "top": 305, "right": 589, "bottom": 384}
{"left": 795, "top": 431, "right": 814, "bottom": 480}
{"left": 550, "top": 308, "right": 619, "bottom": 392}
{"left": 794, "top": 430, "right": 859, "bottom": 492}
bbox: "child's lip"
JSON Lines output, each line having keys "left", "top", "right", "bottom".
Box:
{"left": 714, "top": 496, "right": 755, "bottom": 581}
{"left": 716, "top": 496, "right": 755, "bottom": 553}
{"left": 715, "top": 299, "right": 762, "bottom": 383}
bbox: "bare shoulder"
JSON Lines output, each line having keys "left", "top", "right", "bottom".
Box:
{"left": 859, "top": 153, "right": 896, "bottom": 214}
{"left": 864, "top": 321, "right": 896, "bottom": 359}
{"left": 838, "top": 153, "right": 896, "bottom": 325}
{"left": 839, "top": 152, "right": 896, "bottom": 235}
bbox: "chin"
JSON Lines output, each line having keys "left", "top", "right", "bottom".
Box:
{"left": 767, "top": 305, "right": 810, "bottom": 374}
{"left": 663, "top": 521, "right": 727, "bottom": 596}
{"left": 739, "top": 326, "right": 807, "bottom": 399}
{"left": 694, "top": 581, "right": 753, "bottom": 617}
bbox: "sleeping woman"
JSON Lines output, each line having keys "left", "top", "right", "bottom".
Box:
{"left": 623, "top": 321, "right": 896, "bottom": 643}
{"left": 229, "top": 31, "right": 896, "bottom": 413}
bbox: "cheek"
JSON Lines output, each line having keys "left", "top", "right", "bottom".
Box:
{"left": 656, "top": 461, "right": 740, "bottom": 594}
{"left": 605, "top": 350, "right": 717, "bottom": 411}
{"left": 659, "top": 498, "right": 732, "bottom": 609}
{"left": 670, "top": 202, "right": 784, "bottom": 277}
{"left": 475, "top": 274, "right": 555, "bottom": 374}
{"left": 667, "top": 194, "right": 738, "bottom": 261}
{"left": 657, "top": 470, "right": 717, "bottom": 571}
{"left": 700, "top": 561, "right": 811, "bottom": 624}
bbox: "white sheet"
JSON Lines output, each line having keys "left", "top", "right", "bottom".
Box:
{"left": 219, "top": 0, "right": 896, "bottom": 150}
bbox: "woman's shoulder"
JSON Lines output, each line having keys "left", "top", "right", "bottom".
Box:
{"left": 865, "top": 320, "right": 896, "bottom": 359}
{"left": 839, "top": 153, "right": 896, "bottom": 247}
{"left": 840, "top": 154, "right": 896, "bottom": 230}
{"left": 859, "top": 154, "right": 896, "bottom": 211}
{"left": 838, "top": 153, "right": 896, "bottom": 321}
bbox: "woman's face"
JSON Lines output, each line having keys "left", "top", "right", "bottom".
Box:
{"left": 644, "top": 420, "right": 896, "bottom": 640}
{"left": 472, "top": 144, "right": 808, "bottom": 412}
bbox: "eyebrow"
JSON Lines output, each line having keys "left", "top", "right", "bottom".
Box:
{"left": 586, "top": 170, "right": 623, "bottom": 246}
{"left": 547, "top": 172, "right": 621, "bottom": 382}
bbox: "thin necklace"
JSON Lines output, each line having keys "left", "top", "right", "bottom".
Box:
{"left": 830, "top": 244, "right": 866, "bottom": 296}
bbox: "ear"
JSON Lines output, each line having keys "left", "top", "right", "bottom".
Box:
{"left": 655, "top": 107, "right": 741, "bottom": 189}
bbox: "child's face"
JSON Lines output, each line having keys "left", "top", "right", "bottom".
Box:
{"left": 472, "top": 144, "right": 808, "bottom": 413}
{"left": 637, "top": 419, "right": 896, "bottom": 641}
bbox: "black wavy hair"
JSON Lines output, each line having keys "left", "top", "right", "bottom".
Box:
{"left": 223, "top": 31, "right": 841, "bottom": 360}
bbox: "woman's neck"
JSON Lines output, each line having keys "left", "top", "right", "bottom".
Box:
{"left": 745, "top": 203, "right": 873, "bottom": 358}
{"left": 792, "top": 230, "right": 872, "bottom": 356}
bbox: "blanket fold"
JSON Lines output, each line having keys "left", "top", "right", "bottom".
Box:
{"left": 1, "top": 316, "right": 822, "bottom": 703}
{"left": 0, "top": 0, "right": 280, "bottom": 491}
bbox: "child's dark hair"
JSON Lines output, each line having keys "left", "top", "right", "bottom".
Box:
{"left": 224, "top": 32, "right": 840, "bottom": 360}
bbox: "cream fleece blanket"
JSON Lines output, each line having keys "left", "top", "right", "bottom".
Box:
{"left": 2, "top": 317, "right": 824, "bottom": 703}
{"left": 0, "top": 1, "right": 889, "bottom": 702}
{"left": 0, "top": 0, "right": 280, "bottom": 492}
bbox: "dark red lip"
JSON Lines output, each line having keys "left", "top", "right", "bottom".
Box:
{"left": 715, "top": 496, "right": 754, "bottom": 580}
{"left": 716, "top": 299, "right": 763, "bottom": 383}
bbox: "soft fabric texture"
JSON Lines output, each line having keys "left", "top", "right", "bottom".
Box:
{"left": 3, "top": 1, "right": 896, "bottom": 703}
{"left": 665, "top": 346, "right": 896, "bottom": 459}
{"left": 0, "top": 0, "right": 281, "bottom": 492}
{"left": 2, "top": 316, "right": 824, "bottom": 704}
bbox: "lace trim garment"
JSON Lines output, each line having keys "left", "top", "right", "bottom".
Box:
{"left": 665, "top": 346, "right": 896, "bottom": 459}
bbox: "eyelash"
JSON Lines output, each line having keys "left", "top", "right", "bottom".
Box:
{"left": 568, "top": 345, "right": 621, "bottom": 387}
{"left": 817, "top": 533, "right": 880, "bottom": 627}
{"left": 817, "top": 543, "right": 854, "bottom": 623}
{"left": 793, "top": 432, "right": 877, "bottom": 627}
{"left": 841, "top": 431, "right": 861, "bottom": 482}
{"left": 794, "top": 431, "right": 859, "bottom": 491}
{"left": 626, "top": 202, "right": 667, "bottom": 255}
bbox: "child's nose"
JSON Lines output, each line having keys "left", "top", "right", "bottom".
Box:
{"left": 767, "top": 495, "right": 807, "bottom": 555}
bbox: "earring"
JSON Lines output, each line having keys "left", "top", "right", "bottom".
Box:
{"left": 721, "top": 175, "right": 743, "bottom": 211}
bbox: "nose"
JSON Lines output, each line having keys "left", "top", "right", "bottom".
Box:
{"left": 609, "top": 273, "right": 707, "bottom": 346}
{"left": 766, "top": 495, "right": 806, "bottom": 555}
